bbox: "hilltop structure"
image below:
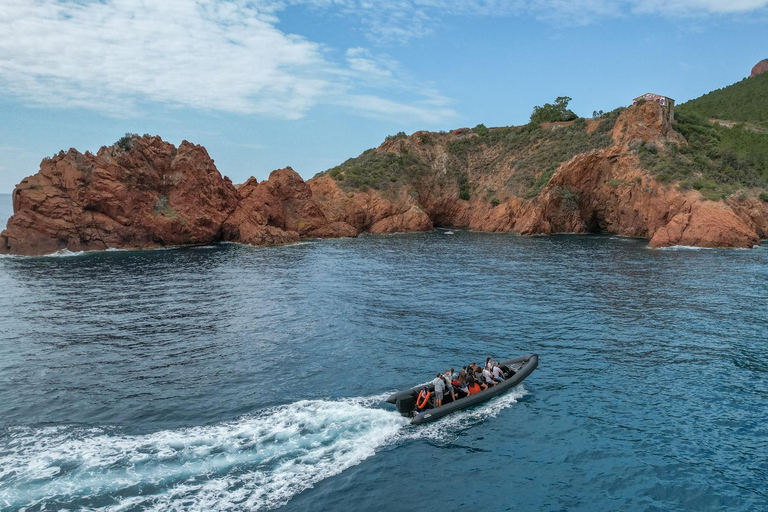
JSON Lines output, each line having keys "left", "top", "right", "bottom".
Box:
{"left": 633, "top": 93, "right": 675, "bottom": 120}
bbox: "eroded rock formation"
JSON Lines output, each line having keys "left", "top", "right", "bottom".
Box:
{"left": 751, "top": 59, "right": 768, "bottom": 78}
{"left": 2, "top": 101, "right": 766, "bottom": 255}
{"left": 0, "top": 137, "right": 239, "bottom": 255}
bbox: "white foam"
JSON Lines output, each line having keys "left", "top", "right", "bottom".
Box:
{"left": 48, "top": 248, "right": 87, "bottom": 257}
{"left": 0, "top": 397, "right": 407, "bottom": 511}
{"left": 0, "top": 389, "right": 527, "bottom": 511}
{"left": 656, "top": 244, "right": 755, "bottom": 251}
{"left": 403, "top": 385, "right": 528, "bottom": 442}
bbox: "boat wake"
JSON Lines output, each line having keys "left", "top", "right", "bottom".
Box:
{"left": 0, "top": 388, "right": 527, "bottom": 511}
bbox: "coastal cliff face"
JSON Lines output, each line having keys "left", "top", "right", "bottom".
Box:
{"left": 2, "top": 101, "right": 767, "bottom": 255}
{"left": 319, "top": 101, "right": 765, "bottom": 248}
{"left": 0, "top": 138, "right": 431, "bottom": 255}
{"left": 0, "top": 137, "right": 239, "bottom": 255}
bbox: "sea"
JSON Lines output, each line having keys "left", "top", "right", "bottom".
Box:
{"left": 1, "top": 192, "right": 767, "bottom": 511}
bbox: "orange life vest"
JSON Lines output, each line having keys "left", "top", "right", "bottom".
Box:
{"left": 416, "top": 389, "right": 431, "bottom": 410}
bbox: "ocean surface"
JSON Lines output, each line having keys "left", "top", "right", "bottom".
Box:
{"left": 1, "top": 192, "right": 767, "bottom": 511}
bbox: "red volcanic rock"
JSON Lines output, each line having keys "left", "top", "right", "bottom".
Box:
{"left": 221, "top": 168, "right": 359, "bottom": 245}
{"left": 521, "top": 104, "right": 761, "bottom": 249}
{"left": 3, "top": 100, "right": 766, "bottom": 254}
{"left": 751, "top": 59, "right": 768, "bottom": 77}
{"left": 0, "top": 136, "right": 239, "bottom": 256}
{"left": 649, "top": 202, "right": 760, "bottom": 249}
{"left": 369, "top": 205, "right": 432, "bottom": 234}
{"left": 307, "top": 174, "right": 434, "bottom": 234}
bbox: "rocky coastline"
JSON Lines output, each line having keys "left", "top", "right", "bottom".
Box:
{"left": 1, "top": 102, "right": 766, "bottom": 256}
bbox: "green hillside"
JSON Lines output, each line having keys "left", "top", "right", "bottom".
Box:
{"left": 321, "top": 107, "right": 622, "bottom": 199}
{"left": 639, "top": 113, "right": 768, "bottom": 200}
{"left": 320, "top": 85, "right": 768, "bottom": 205}
{"left": 677, "top": 71, "right": 768, "bottom": 123}
{"left": 637, "top": 72, "right": 768, "bottom": 199}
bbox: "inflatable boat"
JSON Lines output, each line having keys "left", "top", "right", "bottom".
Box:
{"left": 385, "top": 354, "right": 538, "bottom": 425}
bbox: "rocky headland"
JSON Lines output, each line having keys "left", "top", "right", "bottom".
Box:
{"left": 3, "top": 75, "right": 768, "bottom": 255}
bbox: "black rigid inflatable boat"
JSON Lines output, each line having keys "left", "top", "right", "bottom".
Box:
{"left": 385, "top": 354, "right": 538, "bottom": 425}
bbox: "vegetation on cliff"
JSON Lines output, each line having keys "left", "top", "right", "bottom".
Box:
{"left": 637, "top": 113, "right": 768, "bottom": 200}
{"left": 676, "top": 71, "right": 768, "bottom": 124}
{"left": 323, "top": 76, "right": 768, "bottom": 205}
{"left": 321, "top": 105, "right": 622, "bottom": 201}
{"left": 528, "top": 96, "right": 579, "bottom": 126}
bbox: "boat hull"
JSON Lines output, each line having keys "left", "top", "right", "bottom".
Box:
{"left": 386, "top": 354, "right": 538, "bottom": 425}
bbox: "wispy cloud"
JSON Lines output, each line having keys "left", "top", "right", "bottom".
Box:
{"left": 288, "top": 0, "right": 768, "bottom": 41}
{"left": 0, "top": 0, "right": 456, "bottom": 122}
{"left": 1, "top": 0, "right": 764, "bottom": 123}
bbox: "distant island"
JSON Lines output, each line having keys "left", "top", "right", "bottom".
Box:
{"left": 3, "top": 64, "right": 768, "bottom": 256}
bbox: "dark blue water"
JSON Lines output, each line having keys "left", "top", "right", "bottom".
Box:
{"left": 1, "top": 192, "right": 767, "bottom": 511}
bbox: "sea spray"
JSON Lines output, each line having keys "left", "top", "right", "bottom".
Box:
{"left": 0, "top": 390, "right": 526, "bottom": 511}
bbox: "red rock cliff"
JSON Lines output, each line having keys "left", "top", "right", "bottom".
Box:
{"left": 0, "top": 136, "right": 239, "bottom": 256}
{"left": 2, "top": 102, "right": 766, "bottom": 255}
{"left": 319, "top": 101, "right": 764, "bottom": 248}
{"left": 751, "top": 59, "right": 768, "bottom": 78}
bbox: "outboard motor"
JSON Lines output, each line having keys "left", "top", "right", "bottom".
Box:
{"left": 396, "top": 394, "right": 416, "bottom": 415}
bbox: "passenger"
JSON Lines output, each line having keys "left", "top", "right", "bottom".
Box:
{"left": 458, "top": 366, "right": 467, "bottom": 381}
{"left": 485, "top": 357, "right": 493, "bottom": 372}
{"left": 432, "top": 373, "right": 445, "bottom": 407}
{"left": 482, "top": 365, "right": 496, "bottom": 387}
{"left": 492, "top": 362, "right": 505, "bottom": 383}
{"left": 467, "top": 381, "right": 482, "bottom": 395}
{"left": 456, "top": 374, "right": 469, "bottom": 397}
{"left": 474, "top": 368, "right": 488, "bottom": 390}
{"left": 443, "top": 370, "right": 456, "bottom": 401}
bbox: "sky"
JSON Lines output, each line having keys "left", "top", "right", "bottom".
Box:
{"left": 0, "top": 0, "right": 767, "bottom": 192}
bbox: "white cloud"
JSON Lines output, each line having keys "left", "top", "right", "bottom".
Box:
{"left": 0, "top": 0, "right": 456, "bottom": 122}
{"left": 1, "top": 0, "right": 764, "bottom": 123}
{"left": 633, "top": 0, "right": 768, "bottom": 15}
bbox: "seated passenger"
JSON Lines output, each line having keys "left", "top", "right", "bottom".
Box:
{"left": 492, "top": 362, "right": 505, "bottom": 383}
{"left": 482, "top": 366, "right": 496, "bottom": 387}
{"left": 467, "top": 381, "right": 482, "bottom": 395}
{"left": 473, "top": 368, "right": 488, "bottom": 390}
{"left": 456, "top": 375, "right": 469, "bottom": 398}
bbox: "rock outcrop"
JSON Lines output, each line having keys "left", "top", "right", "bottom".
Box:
{"left": 0, "top": 138, "right": 433, "bottom": 255}
{"left": 2, "top": 101, "right": 766, "bottom": 255}
{"left": 324, "top": 101, "right": 764, "bottom": 248}
{"left": 751, "top": 59, "right": 768, "bottom": 78}
{"left": 0, "top": 136, "right": 239, "bottom": 256}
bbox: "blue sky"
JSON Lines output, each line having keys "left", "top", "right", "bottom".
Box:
{"left": 0, "top": 0, "right": 767, "bottom": 192}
